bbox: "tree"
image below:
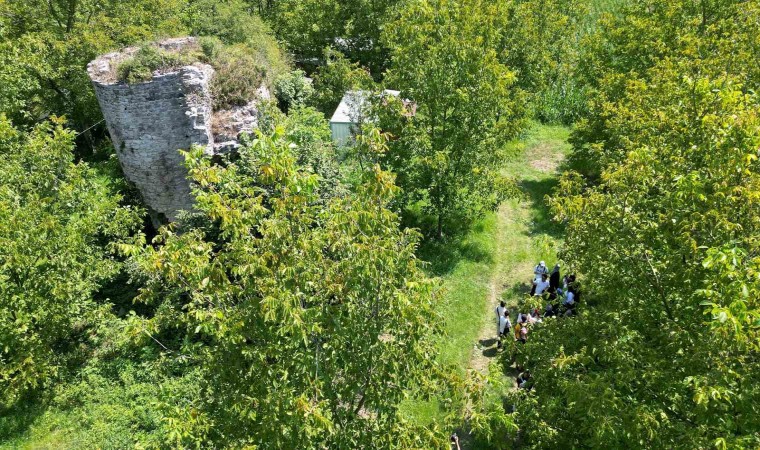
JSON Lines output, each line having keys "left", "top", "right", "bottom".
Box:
{"left": 0, "top": 116, "right": 141, "bottom": 406}
{"left": 508, "top": 2, "right": 760, "bottom": 446}
{"left": 495, "top": 0, "right": 589, "bottom": 124}
{"left": 309, "top": 48, "right": 374, "bottom": 116}
{"left": 274, "top": 69, "right": 316, "bottom": 113}
{"left": 121, "top": 128, "right": 447, "bottom": 448}
{"left": 568, "top": 0, "right": 760, "bottom": 179}
{"left": 518, "top": 70, "right": 760, "bottom": 449}
{"left": 381, "top": 0, "right": 527, "bottom": 237}
{"left": 267, "top": 0, "right": 401, "bottom": 74}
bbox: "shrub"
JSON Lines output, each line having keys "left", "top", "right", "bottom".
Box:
{"left": 117, "top": 45, "right": 199, "bottom": 84}
{"left": 198, "top": 36, "right": 223, "bottom": 62}
{"left": 209, "top": 44, "right": 268, "bottom": 110}
{"left": 274, "top": 69, "right": 314, "bottom": 113}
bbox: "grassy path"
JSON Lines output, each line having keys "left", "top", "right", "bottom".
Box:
{"left": 402, "top": 123, "right": 570, "bottom": 435}
{"left": 468, "top": 125, "right": 570, "bottom": 375}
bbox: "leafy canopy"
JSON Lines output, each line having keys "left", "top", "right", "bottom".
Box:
{"left": 120, "top": 128, "right": 448, "bottom": 448}
{"left": 510, "top": 1, "right": 760, "bottom": 448}
{"left": 0, "top": 116, "right": 140, "bottom": 406}
{"left": 381, "top": 0, "right": 528, "bottom": 236}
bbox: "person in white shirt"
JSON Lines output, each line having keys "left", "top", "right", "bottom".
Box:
{"left": 533, "top": 261, "right": 548, "bottom": 283}
{"left": 563, "top": 289, "right": 575, "bottom": 307}
{"left": 534, "top": 274, "right": 550, "bottom": 296}
{"left": 530, "top": 261, "right": 548, "bottom": 295}
{"left": 497, "top": 310, "right": 512, "bottom": 349}
{"left": 516, "top": 370, "right": 531, "bottom": 389}
{"left": 561, "top": 289, "right": 577, "bottom": 317}
{"left": 495, "top": 301, "right": 506, "bottom": 335}
{"left": 498, "top": 310, "right": 511, "bottom": 336}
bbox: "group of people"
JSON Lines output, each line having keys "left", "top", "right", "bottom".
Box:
{"left": 532, "top": 260, "right": 580, "bottom": 319}
{"left": 495, "top": 301, "right": 542, "bottom": 347}
{"left": 494, "top": 260, "right": 580, "bottom": 349}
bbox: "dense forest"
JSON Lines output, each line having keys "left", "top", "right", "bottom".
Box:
{"left": 1, "top": 0, "right": 758, "bottom": 448}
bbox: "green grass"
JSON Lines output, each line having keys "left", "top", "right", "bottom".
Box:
{"left": 418, "top": 213, "right": 500, "bottom": 369}
{"left": 401, "top": 123, "right": 571, "bottom": 431}
{"left": 401, "top": 212, "right": 501, "bottom": 423}
{"left": 496, "top": 124, "right": 570, "bottom": 313}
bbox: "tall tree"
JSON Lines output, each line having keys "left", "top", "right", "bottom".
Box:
{"left": 0, "top": 116, "right": 140, "bottom": 406}
{"left": 518, "top": 67, "right": 760, "bottom": 450}
{"left": 381, "top": 0, "right": 527, "bottom": 237}
{"left": 121, "top": 129, "right": 448, "bottom": 448}
{"left": 267, "top": 0, "right": 400, "bottom": 75}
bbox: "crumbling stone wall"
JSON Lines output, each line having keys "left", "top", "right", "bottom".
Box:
{"left": 88, "top": 38, "right": 271, "bottom": 223}
{"left": 88, "top": 41, "right": 213, "bottom": 222}
{"left": 87, "top": 38, "right": 209, "bottom": 222}
{"left": 88, "top": 38, "right": 214, "bottom": 223}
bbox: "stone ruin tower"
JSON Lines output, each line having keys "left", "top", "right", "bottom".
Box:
{"left": 87, "top": 37, "right": 265, "bottom": 224}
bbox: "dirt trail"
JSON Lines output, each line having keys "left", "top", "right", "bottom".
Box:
{"left": 467, "top": 201, "right": 536, "bottom": 375}
{"left": 457, "top": 125, "right": 568, "bottom": 450}
{"left": 468, "top": 203, "right": 516, "bottom": 374}
{"left": 467, "top": 142, "right": 566, "bottom": 374}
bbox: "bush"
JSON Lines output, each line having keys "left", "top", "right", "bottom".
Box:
{"left": 117, "top": 45, "right": 198, "bottom": 84}
{"left": 198, "top": 36, "right": 223, "bottom": 62}
{"left": 533, "top": 78, "right": 588, "bottom": 125}
{"left": 209, "top": 44, "right": 269, "bottom": 110}
{"left": 274, "top": 69, "right": 314, "bottom": 113}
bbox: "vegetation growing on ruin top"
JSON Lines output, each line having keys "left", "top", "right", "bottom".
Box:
{"left": 116, "top": 36, "right": 287, "bottom": 111}
{"left": 199, "top": 37, "right": 285, "bottom": 110}
{"left": 116, "top": 44, "right": 201, "bottom": 84}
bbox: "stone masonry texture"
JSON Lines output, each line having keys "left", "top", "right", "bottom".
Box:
{"left": 87, "top": 38, "right": 214, "bottom": 222}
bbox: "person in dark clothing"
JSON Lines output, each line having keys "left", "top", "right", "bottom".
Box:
{"left": 450, "top": 433, "right": 461, "bottom": 450}
{"left": 545, "top": 297, "right": 562, "bottom": 316}
{"left": 549, "top": 263, "right": 560, "bottom": 291}
{"left": 516, "top": 370, "right": 531, "bottom": 389}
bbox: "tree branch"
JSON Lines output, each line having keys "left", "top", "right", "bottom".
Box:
{"left": 643, "top": 251, "right": 675, "bottom": 321}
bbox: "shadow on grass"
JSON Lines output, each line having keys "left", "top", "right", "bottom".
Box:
{"left": 504, "top": 281, "right": 533, "bottom": 299}
{"left": 519, "top": 177, "right": 564, "bottom": 238}
{"left": 416, "top": 234, "right": 493, "bottom": 277}
{"left": 482, "top": 347, "right": 500, "bottom": 358}
{"left": 479, "top": 337, "right": 498, "bottom": 347}
{"left": 0, "top": 394, "right": 48, "bottom": 443}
